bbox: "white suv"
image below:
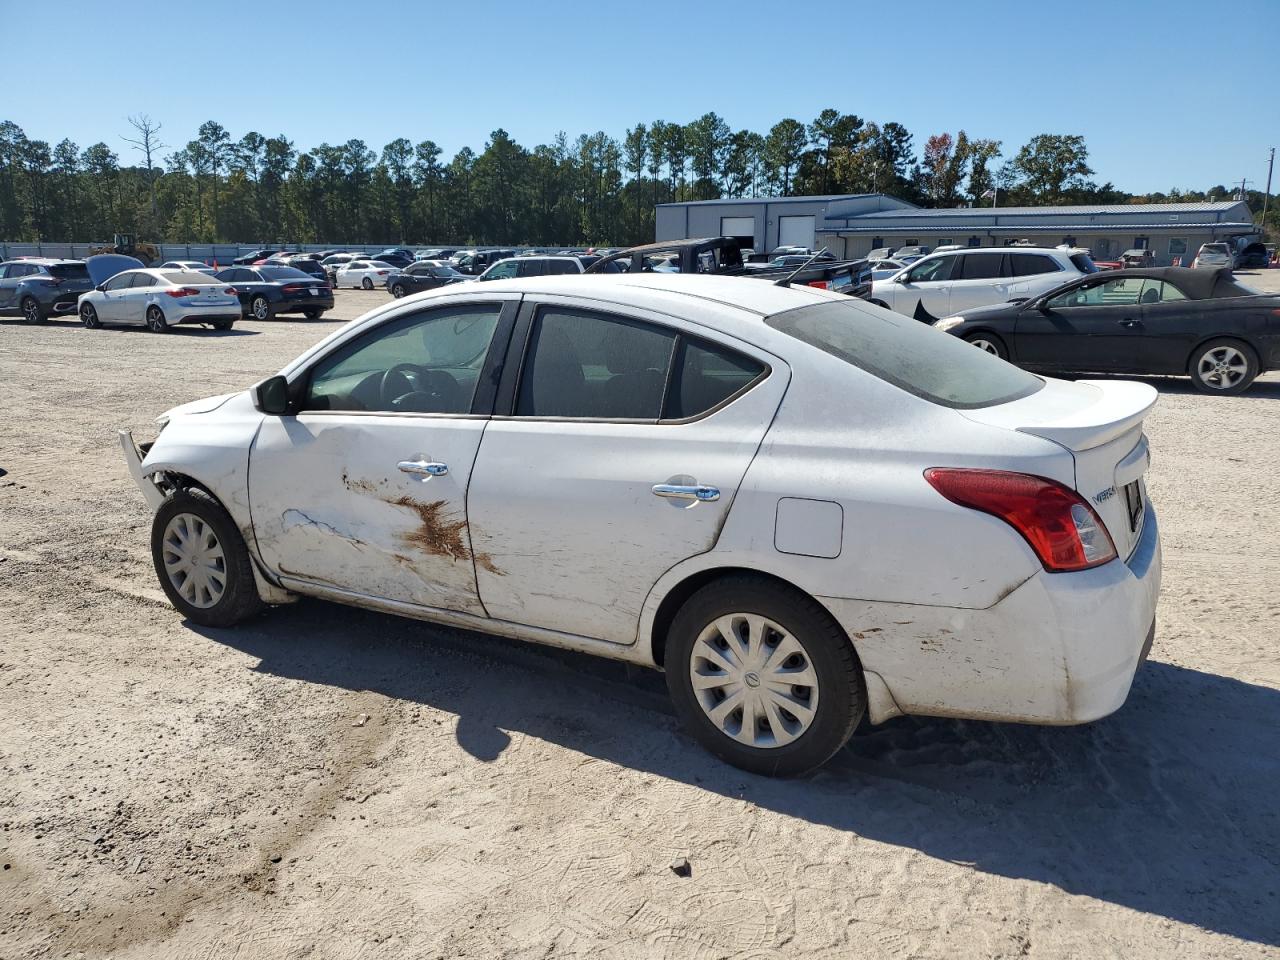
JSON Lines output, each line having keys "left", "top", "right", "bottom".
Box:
{"left": 870, "top": 247, "right": 1095, "bottom": 322}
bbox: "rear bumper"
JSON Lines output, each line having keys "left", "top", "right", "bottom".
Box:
{"left": 822, "top": 505, "right": 1162, "bottom": 726}
{"left": 275, "top": 296, "right": 333, "bottom": 313}
{"left": 168, "top": 302, "right": 242, "bottom": 324}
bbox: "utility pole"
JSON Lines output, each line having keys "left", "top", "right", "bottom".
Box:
{"left": 1262, "top": 147, "right": 1275, "bottom": 240}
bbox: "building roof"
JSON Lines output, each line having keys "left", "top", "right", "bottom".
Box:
{"left": 818, "top": 222, "right": 1257, "bottom": 234}
{"left": 658, "top": 193, "right": 888, "bottom": 208}
{"left": 837, "top": 200, "right": 1246, "bottom": 220}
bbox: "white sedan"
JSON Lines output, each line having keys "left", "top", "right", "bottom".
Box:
{"left": 159, "top": 260, "right": 217, "bottom": 276}
{"left": 335, "top": 259, "right": 400, "bottom": 289}
{"left": 79, "top": 268, "right": 241, "bottom": 331}
{"left": 120, "top": 275, "right": 1160, "bottom": 775}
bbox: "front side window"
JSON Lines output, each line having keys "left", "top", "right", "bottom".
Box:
{"left": 484, "top": 261, "right": 519, "bottom": 281}
{"left": 1046, "top": 277, "right": 1146, "bottom": 308}
{"left": 304, "top": 304, "right": 503, "bottom": 414}
{"left": 516, "top": 308, "right": 677, "bottom": 419}
{"left": 957, "top": 252, "right": 1005, "bottom": 280}
{"left": 766, "top": 299, "right": 1042, "bottom": 409}
{"left": 905, "top": 255, "right": 957, "bottom": 283}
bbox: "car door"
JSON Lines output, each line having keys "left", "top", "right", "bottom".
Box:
{"left": 0, "top": 263, "right": 25, "bottom": 311}
{"left": 123, "top": 271, "right": 160, "bottom": 324}
{"left": 249, "top": 297, "right": 519, "bottom": 613}
{"left": 97, "top": 271, "right": 138, "bottom": 322}
{"left": 1129, "top": 279, "right": 1198, "bottom": 373}
{"left": 886, "top": 253, "right": 957, "bottom": 320}
{"left": 1013, "top": 275, "right": 1149, "bottom": 371}
{"left": 947, "top": 252, "right": 1012, "bottom": 313}
{"left": 466, "top": 298, "right": 787, "bottom": 645}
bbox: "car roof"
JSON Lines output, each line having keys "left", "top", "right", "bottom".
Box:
{"left": 1079, "top": 266, "right": 1240, "bottom": 299}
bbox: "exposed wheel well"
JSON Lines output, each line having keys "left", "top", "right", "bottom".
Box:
{"left": 1186, "top": 334, "right": 1260, "bottom": 372}
{"left": 649, "top": 566, "right": 840, "bottom": 668}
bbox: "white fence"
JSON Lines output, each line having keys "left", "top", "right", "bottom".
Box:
{"left": 0, "top": 241, "right": 546, "bottom": 262}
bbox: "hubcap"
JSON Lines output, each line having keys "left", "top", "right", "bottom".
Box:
{"left": 23, "top": 300, "right": 38, "bottom": 322}
{"left": 689, "top": 613, "right": 819, "bottom": 749}
{"left": 253, "top": 299, "right": 269, "bottom": 319}
{"left": 161, "top": 513, "right": 227, "bottom": 609}
{"left": 148, "top": 308, "right": 163, "bottom": 330}
{"left": 81, "top": 307, "right": 95, "bottom": 326}
{"left": 970, "top": 338, "right": 999, "bottom": 355}
{"left": 1198, "top": 346, "right": 1247, "bottom": 389}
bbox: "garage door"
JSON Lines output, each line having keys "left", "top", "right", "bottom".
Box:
{"left": 720, "top": 216, "right": 756, "bottom": 249}
{"left": 778, "top": 215, "right": 815, "bottom": 251}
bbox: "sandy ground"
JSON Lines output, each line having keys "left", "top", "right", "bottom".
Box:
{"left": 1, "top": 279, "right": 1279, "bottom": 960}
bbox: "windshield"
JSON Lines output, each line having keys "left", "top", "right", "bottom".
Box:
{"left": 259, "top": 266, "right": 314, "bottom": 281}
{"left": 765, "top": 299, "right": 1043, "bottom": 409}
{"left": 161, "top": 271, "right": 219, "bottom": 285}
{"left": 49, "top": 263, "right": 90, "bottom": 280}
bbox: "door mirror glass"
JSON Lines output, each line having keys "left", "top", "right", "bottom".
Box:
{"left": 253, "top": 375, "right": 291, "bottom": 415}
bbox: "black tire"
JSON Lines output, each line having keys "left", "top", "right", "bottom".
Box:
{"left": 250, "top": 296, "right": 272, "bottom": 321}
{"left": 151, "top": 487, "right": 265, "bottom": 627}
{"left": 211, "top": 319, "right": 234, "bottom": 331}
{"left": 390, "top": 282, "right": 407, "bottom": 298}
{"left": 80, "top": 303, "right": 101, "bottom": 329}
{"left": 303, "top": 307, "right": 325, "bottom": 320}
{"left": 146, "top": 305, "right": 168, "bottom": 333}
{"left": 965, "top": 331, "right": 1009, "bottom": 360}
{"left": 20, "top": 297, "right": 46, "bottom": 324}
{"left": 1188, "top": 338, "right": 1258, "bottom": 395}
{"left": 664, "top": 575, "right": 865, "bottom": 777}
{"left": 361, "top": 276, "right": 373, "bottom": 290}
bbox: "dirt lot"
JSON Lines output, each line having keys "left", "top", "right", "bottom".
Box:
{"left": 2, "top": 279, "right": 1279, "bottom": 960}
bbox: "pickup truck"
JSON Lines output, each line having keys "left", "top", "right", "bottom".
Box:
{"left": 584, "top": 237, "right": 872, "bottom": 298}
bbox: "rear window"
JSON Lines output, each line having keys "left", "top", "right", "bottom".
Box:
{"left": 1203, "top": 243, "right": 1229, "bottom": 253}
{"left": 765, "top": 300, "right": 1043, "bottom": 409}
{"left": 161, "top": 271, "right": 218, "bottom": 285}
{"left": 1009, "top": 253, "right": 1060, "bottom": 277}
{"left": 259, "top": 266, "right": 313, "bottom": 281}
{"left": 1069, "top": 253, "right": 1097, "bottom": 274}
{"left": 48, "top": 263, "right": 90, "bottom": 280}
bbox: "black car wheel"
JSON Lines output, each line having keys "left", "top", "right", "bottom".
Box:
{"left": 1189, "top": 339, "right": 1258, "bottom": 395}
{"left": 146, "top": 305, "right": 168, "bottom": 333}
{"left": 965, "top": 332, "right": 1008, "bottom": 359}
{"left": 251, "top": 296, "right": 272, "bottom": 321}
{"left": 80, "top": 303, "right": 101, "bottom": 329}
{"left": 361, "top": 276, "right": 374, "bottom": 290}
{"left": 211, "top": 319, "right": 234, "bottom": 331}
{"left": 20, "top": 296, "right": 46, "bottom": 324}
{"left": 303, "top": 308, "right": 325, "bottom": 320}
{"left": 390, "top": 282, "right": 407, "bottom": 298}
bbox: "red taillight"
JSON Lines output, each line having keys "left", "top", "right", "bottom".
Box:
{"left": 806, "top": 280, "right": 832, "bottom": 290}
{"left": 281, "top": 283, "right": 308, "bottom": 292}
{"left": 924, "top": 468, "right": 1117, "bottom": 572}
{"left": 376, "top": 270, "right": 389, "bottom": 275}
{"left": 165, "top": 287, "right": 202, "bottom": 298}
{"left": 225, "top": 287, "right": 237, "bottom": 295}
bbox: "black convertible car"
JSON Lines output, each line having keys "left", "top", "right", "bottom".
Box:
{"left": 387, "top": 259, "right": 470, "bottom": 298}
{"left": 936, "top": 267, "right": 1279, "bottom": 394}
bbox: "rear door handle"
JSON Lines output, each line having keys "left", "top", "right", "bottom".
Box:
{"left": 398, "top": 459, "right": 448, "bottom": 477}
{"left": 1118, "top": 318, "right": 1141, "bottom": 327}
{"left": 652, "top": 483, "right": 720, "bottom": 502}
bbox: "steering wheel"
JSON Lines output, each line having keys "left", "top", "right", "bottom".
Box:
{"left": 380, "top": 363, "right": 463, "bottom": 412}
{"left": 379, "top": 363, "right": 421, "bottom": 407}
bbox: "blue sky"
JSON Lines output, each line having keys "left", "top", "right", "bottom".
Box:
{"left": 4, "top": 0, "right": 1276, "bottom": 194}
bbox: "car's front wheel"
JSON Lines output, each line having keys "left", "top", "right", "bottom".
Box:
{"left": 151, "top": 487, "right": 265, "bottom": 627}
{"left": 665, "top": 576, "right": 866, "bottom": 777}
{"left": 80, "top": 303, "right": 101, "bottom": 328}
{"left": 965, "top": 332, "right": 1008, "bottom": 359}
{"left": 1189, "top": 339, "right": 1258, "bottom": 394}
{"left": 145, "top": 305, "right": 168, "bottom": 333}
{"left": 390, "top": 282, "right": 407, "bottom": 298}
{"left": 20, "top": 297, "right": 46, "bottom": 324}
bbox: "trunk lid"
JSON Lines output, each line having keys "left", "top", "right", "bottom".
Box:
{"left": 962, "top": 377, "right": 1157, "bottom": 559}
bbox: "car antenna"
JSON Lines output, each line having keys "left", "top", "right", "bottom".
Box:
{"left": 775, "top": 247, "right": 829, "bottom": 287}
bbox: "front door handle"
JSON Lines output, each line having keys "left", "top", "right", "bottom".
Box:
{"left": 652, "top": 483, "right": 720, "bottom": 502}
{"left": 1118, "top": 318, "right": 1141, "bottom": 328}
{"left": 398, "top": 459, "right": 448, "bottom": 477}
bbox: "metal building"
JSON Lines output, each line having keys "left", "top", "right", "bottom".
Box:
{"left": 656, "top": 195, "right": 1259, "bottom": 266}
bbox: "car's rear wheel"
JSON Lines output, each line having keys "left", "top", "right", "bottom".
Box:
{"left": 361, "top": 276, "right": 373, "bottom": 290}
{"left": 211, "top": 319, "right": 234, "bottom": 331}
{"left": 303, "top": 307, "right": 325, "bottom": 320}
{"left": 965, "top": 332, "right": 1008, "bottom": 359}
{"left": 390, "top": 282, "right": 407, "bottom": 298}
{"left": 1189, "top": 339, "right": 1258, "bottom": 394}
{"left": 251, "top": 296, "right": 271, "bottom": 321}
{"left": 151, "top": 487, "right": 265, "bottom": 627}
{"left": 80, "top": 303, "right": 101, "bottom": 329}
{"left": 145, "top": 305, "right": 168, "bottom": 333}
{"left": 20, "top": 297, "right": 45, "bottom": 324}
{"left": 665, "top": 576, "right": 865, "bottom": 777}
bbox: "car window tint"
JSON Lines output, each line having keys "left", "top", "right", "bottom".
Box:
{"left": 486, "top": 261, "right": 519, "bottom": 280}
{"left": 104, "top": 273, "right": 135, "bottom": 291}
{"left": 958, "top": 253, "right": 1004, "bottom": 280}
{"left": 663, "top": 338, "right": 765, "bottom": 419}
{"left": 765, "top": 299, "right": 1042, "bottom": 410}
{"left": 516, "top": 308, "right": 676, "bottom": 419}
{"left": 1009, "top": 254, "right": 1059, "bottom": 277}
{"left": 1047, "top": 277, "right": 1146, "bottom": 308}
{"left": 1157, "top": 281, "right": 1187, "bottom": 302}
{"left": 905, "top": 255, "right": 956, "bottom": 283}
{"left": 305, "top": 305, "right": 502, "bottom": 414}
{"left": 130, "top": 273, "right": 157, "bottom": 288}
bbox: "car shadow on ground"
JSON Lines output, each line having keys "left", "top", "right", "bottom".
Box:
{"left": 202, "top": 600, "right": 1280, "bottom": 946}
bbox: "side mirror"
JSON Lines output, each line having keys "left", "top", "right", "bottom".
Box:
{"left": 253, "top": 374, "right": 291, "bottom": 415}
{"left": 96, "top": 283, "right": 106, "bottom": 292}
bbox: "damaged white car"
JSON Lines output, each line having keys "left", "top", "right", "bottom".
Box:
{"left": 122, "top": 275, "right": 1161, "bottom": 776}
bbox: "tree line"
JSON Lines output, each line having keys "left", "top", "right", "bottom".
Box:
{"left": 0, "top": 112, "right": 1271, "bottom": 247}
